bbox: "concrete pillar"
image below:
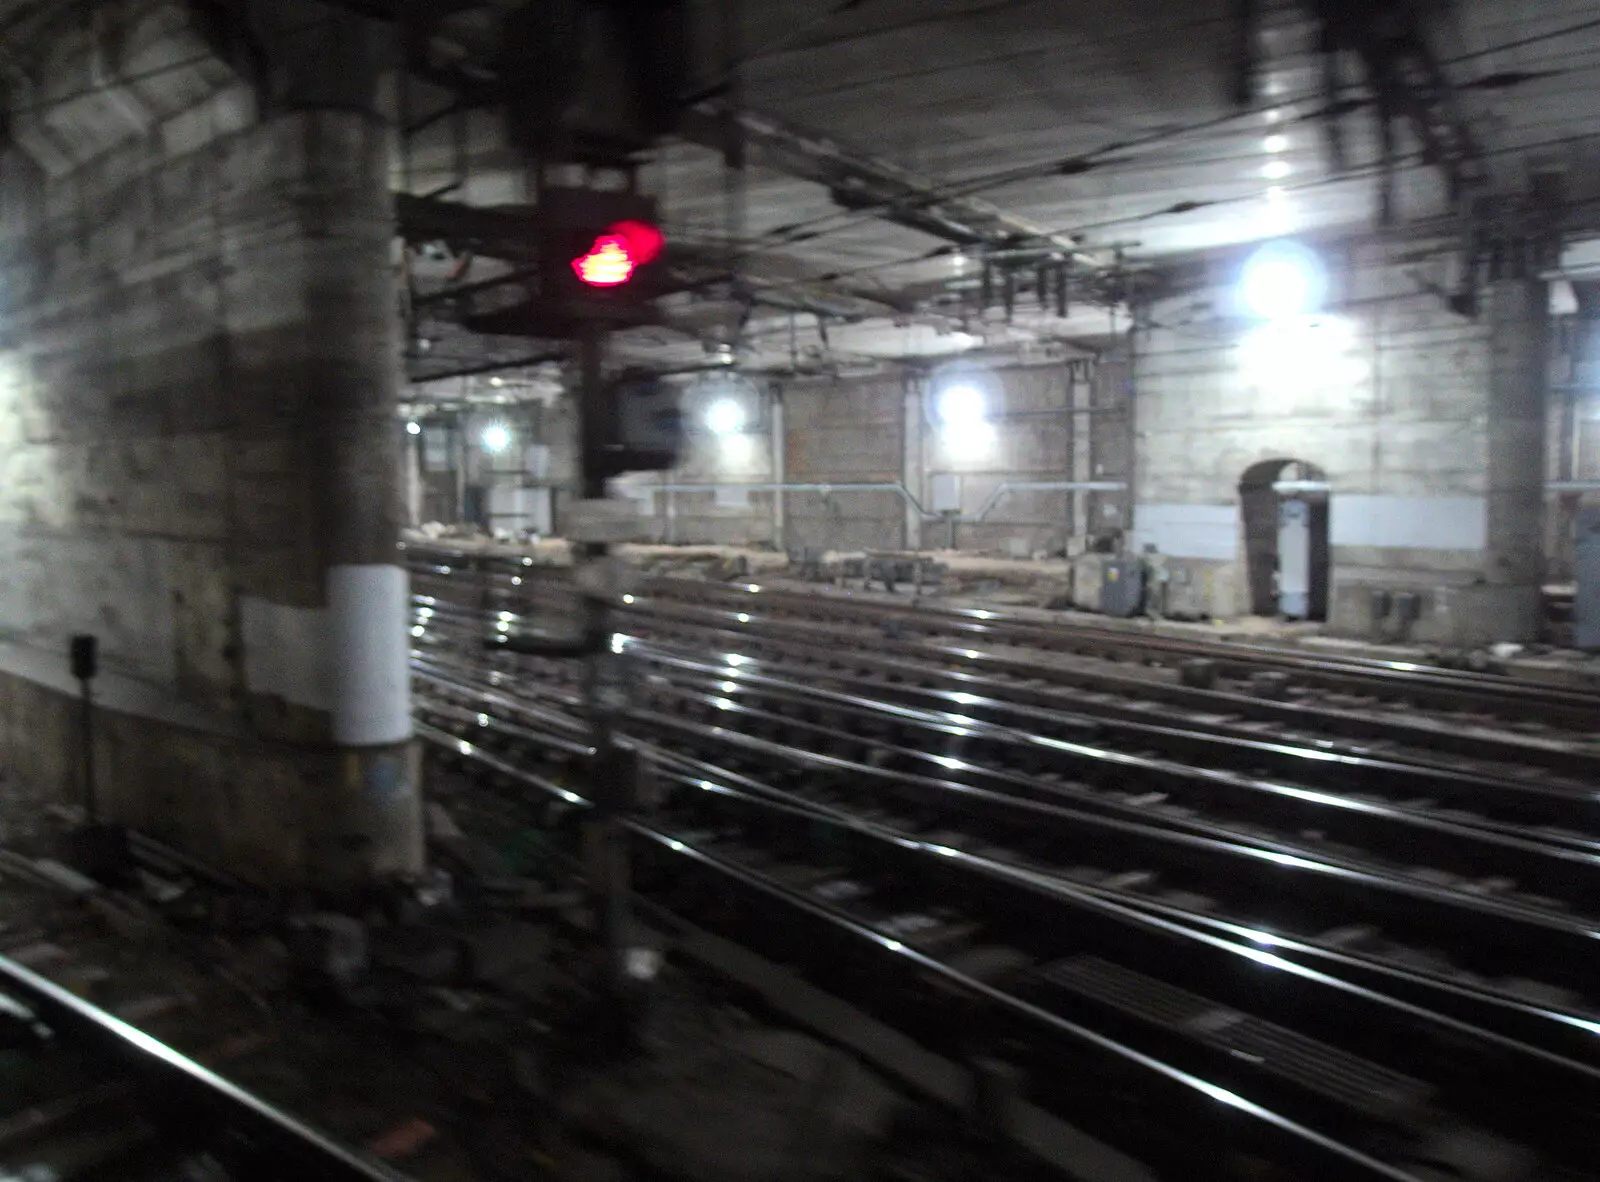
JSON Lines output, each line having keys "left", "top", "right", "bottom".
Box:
{"left": 403, "top": 426, "right": 423, "bottom": 527}
{"left": 0, "top": 1, "right": 420, "bottom": 892}
{"left": 770, "top": 393, "right": 786, "bottom": 552}
{"left": 902, "top": 377, "right": 925, "bottom": 551}
{"left": 314, "top": 129, "right": 417, "bottom": 888}
{"left": 1070, "top": 364, "right": 1092, "bottom": 540}
{"left": 1481, "top": 277, "right": 1549, "bottom": 642}
{"left": 236, "top": 12, "right": 421, "bottom": 890}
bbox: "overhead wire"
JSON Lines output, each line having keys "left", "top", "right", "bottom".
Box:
{"left": 4, "top": 2, "right": 1594, "bottom": 171}
{"left": 762, "top": 9, "right": 1246, "bottom": 108}
{"left": 12, "top": 1, "right": 1599, "bottom": 329}
{"left": 732, "top": 0, "right": 1053, "bottom": 71}
{"left": 685, "top": 0, "right": 1058, "bottom": 105}
{"left": 744, "top": 28, "right": 1295, "bottom": 248}
{"left": 7, "top": 2, "right": 1588, "bottom": 228}
{"left": 1447, "top": 12, "right": 1600, "bottom": 65}
{"left": 731, "top": 119, "right": 1600, "bottom": 312}
{"left": 735, "top": 8, "right": 1600, "bottom": 254}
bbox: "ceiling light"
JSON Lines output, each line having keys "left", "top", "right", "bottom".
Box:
{"left": 406, "top": 421, "right": 421, "bottom": 436}
{"left": 481, "top": 423, "right": 512, "bottom": 453}
{"left": 1263, "top": 134, "right": 1288, "bottom": 153}
{"left": 942, "top": 420, "right": 997, "bottom": 462}
{"left": 705, "top": 398, "right": 746, "bottom": 436}
{"left": 1262, "top": 160, "right": 1291, "bottom": 180}
{"left": 936, "top": 383, "right": 987, "bottom": 427}
{"left": 489, "top": 376, "right": 505, "bottom": 387}
{"left": 1263, "top": 202, "right": 1296, "bottom": 235}
{"left": 1239, "top": 240, "right": 1326, "bottom": 321}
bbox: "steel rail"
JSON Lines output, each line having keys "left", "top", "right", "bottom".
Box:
{"left": 413, "top": 549, "right": 1600, "bottom": 735}
{"left": 419, "top": 611, "right": 1600, "bottom": 905}
{"left": 416, "top": 699, "right": 1599, "bottom": 1177}
{"left": 413, "top": 720, "right": 1447, "bottom": 1180}
{"left": 0, "top": 955, "right": 410, "bottom": 1182}
{"left": 614, "top": 593, "right": 1600, "bottom": 774}
{"left": 414, "top": 659, "right": 1600, "bottom": 1010}
{"left": 621, "top": 635, "right": 1600, "bottom": 845}
{"left": 640, "top": 577, "right": 1600, "bottom": 726}
{"left": 418, "top": 676, "right": 1600, "bottom": 1073}
{"left": 401, "top": 543, "right": 1597, "bottom": 717}
{"left": 418, "top": 578, "right": 1600, "bottom": 780}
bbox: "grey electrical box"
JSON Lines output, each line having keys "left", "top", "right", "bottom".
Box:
{"left": 930, "top": 473, "right": 963, "bottom": 515}
{"left": 593, "top": 371, "right": 682, "bottom": 478}
{"left": 617, "top": 376, "right": 682, "bottom": 459}
{"left": 1100, "top": 559, "right": 1146, "bottom": 617}
{"left": 1577, "top": 508, "right": 1600, "bottom": 650}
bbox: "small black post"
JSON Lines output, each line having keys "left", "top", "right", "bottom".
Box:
{"left": 69, "top": 634, "right": 98, "bottom": 821}
{"left": 62, "top": 634, "right": 129, "bottom": 884}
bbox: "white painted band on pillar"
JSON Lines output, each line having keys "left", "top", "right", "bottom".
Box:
{"left": 327, "top": 563, "right": 412, "bottom": 746}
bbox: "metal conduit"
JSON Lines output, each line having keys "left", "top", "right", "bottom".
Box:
{"left": 970, "top": 480, "right": 1128, "bottom": 522}
{"left": 647, "top": 480, "right": 1128, "bottom": 523}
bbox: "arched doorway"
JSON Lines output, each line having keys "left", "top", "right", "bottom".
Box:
{"left": 1239, "top": 459, "right": 1330, "bottom": 620}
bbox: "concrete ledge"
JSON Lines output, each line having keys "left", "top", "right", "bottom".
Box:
{"left": 0, "top": 637, "right": 243, "bottom": 738}
{"left": 0, "top": 665, "right": 311, "bottom": 884}
{"left": 0, "top": 655, "right": 422, "bottom": 889}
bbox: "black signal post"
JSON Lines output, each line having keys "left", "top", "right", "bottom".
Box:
{"left": 69, "top": 634, "right": 98, "bottom": 821}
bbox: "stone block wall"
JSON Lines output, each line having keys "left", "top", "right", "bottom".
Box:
{"left": 784, "top": 374, "right": 907, "bottom": 553}
{"left": 1131, "top": 237, "right": 1552, "bottom": 642}
{"left": 0, "top": 2, "right": 419, "bottom": 887}
{"left": 650, "top": 380, "right": 779, "bottom": 547}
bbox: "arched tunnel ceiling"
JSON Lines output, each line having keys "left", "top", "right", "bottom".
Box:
{"left": 7, "top": 0, "right": 1600, "bottom": 379}
{"left": 390, "top": 0, "right": 1600, "bottom": 377}
{"left": 672, "top": 0, "right": 1600, "bottom": 265}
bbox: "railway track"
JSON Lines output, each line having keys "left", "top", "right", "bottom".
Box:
{"left": 404, "top": 543, "right": 1600, "bottom": 730}
{"left": 641, "top": 577, "right": 1600, "bottom": 731}
{"left": 0, "top": 953, "right": 405, "bottom": 1182}
{"left": 415, "top": 591, "right": 1600, "bottom": 873}
{"left": 409, "top": 652, "right": 1600, "bottom": 1177}
{"left": 415, "top": 643, "right": 1600, "bottom": 1030}
{"left": 404, "top": 543, "right": 1600, "bottom": 1178}
{"left": 406, "top": 545, "right": 1600, "bottom": 783}
{"left": 414, "top": 658, "right": 1600, "bottom": 1181}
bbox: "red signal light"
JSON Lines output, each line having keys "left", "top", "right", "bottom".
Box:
{"left": 573, "top": 235, "right": 635, "bottom": 286}
{"left": 610, "top": 220, "right": 664, "bottom": 265}
{"left": 571, "top": 221, "right": 665, "bottom": 288}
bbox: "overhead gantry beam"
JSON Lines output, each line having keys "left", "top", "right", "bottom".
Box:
{"left": 677, "top": 104, "right": 1084, "bottom": 256}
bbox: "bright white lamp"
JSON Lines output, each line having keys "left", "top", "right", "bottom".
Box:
{"left": 936, "top": 384, "right": 987, "bottom": 427}
{"left": 705, "top": 398, "right": 746, "bottom": 436}
{"left": 481, "top": 423, "right": 512, "bottom": 453}
{"left": 1239, "top": 240, "right": 1326, "bottom": 321}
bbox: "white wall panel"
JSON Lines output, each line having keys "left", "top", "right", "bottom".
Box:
{"left": 1330, "top": 495, "right": 1487, "bottom": 551}
{"left": 1134, "top": 503, "right": 1238, "bottom": 561}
